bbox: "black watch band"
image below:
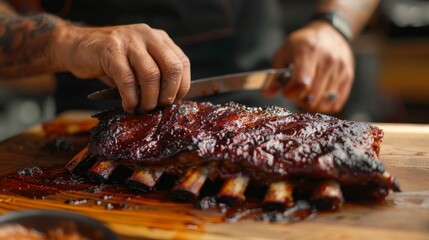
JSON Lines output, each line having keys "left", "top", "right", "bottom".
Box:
{"left": 311, "top": 11, "right": 353, "bottom": 42}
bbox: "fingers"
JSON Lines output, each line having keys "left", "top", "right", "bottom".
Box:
{"left": 129, "top": 44, "right": 160, "bottom": 112}
{"left": 147, "top": 43, "right": 182, "bottom": 106}
{"left": 301, "top": 59, "right": 333, "bottom": 110}
{"left": 278, "top": 54, "right": 352, "bottom": 114}
{"left": 334, "top": 74, "right": 353, "bottom": 112}
{"left": 97, "top": 25, "right": 190, "bottom": 113}
{"left": 272, "top": 22, "right": 355, "bottom": 114}
{"left": 315, "top": 67, "right": 353, "bottom": 113}
{"left": 159, "top": 31, "right": 191, "bottom": 100}
{"left": 132, "top": 29, "right": 189, "bottom": 111}
{"left": 101, "top": 52, "right": 138, "bottom": 113}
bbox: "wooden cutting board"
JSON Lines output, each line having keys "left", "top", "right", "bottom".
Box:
{"left": 0, "top": 111, "right": 428, "bottom": 240}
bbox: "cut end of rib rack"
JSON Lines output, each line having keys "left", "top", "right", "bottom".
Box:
{"left": 66, "top": 146, "right": 95, "bottom": 173}
{"left": 379, "top": 172, "right": 401, "bottom": 192}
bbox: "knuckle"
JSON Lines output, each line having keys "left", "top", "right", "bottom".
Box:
{"left": 144, "top": 67, "right": 161, "bottom": 84}
{"left": 338, "top": 60, "right": 346, "bottom": 71}
{"left": 304, "top": 40, "right": 317, "bottom": 53}
{"left": 144, "top": 27, "right": 162, "bottom": 41}
{"left": 157, "top": 29, "right": 169, "bottom": 38}
{"left": 325, "top": 55, "right": 336, "bottom": 65}
{"left": 179, "top": 55, "right": 191, "bottom": 68}
{"left": 165, "top": 58, "right": 183, "bottom": 77}
{"left": 105, "top": 32, "right": 121, "bottom": 44}
{"left": 120, "top": 72, "right": 136, "bottom": 87}
{"left": 135, "top": 23, "right": 151, "bottom": 32}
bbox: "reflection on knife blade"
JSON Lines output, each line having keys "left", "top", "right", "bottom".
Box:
{"left": 87, "top": 66, "right": 293, "bottom": 100}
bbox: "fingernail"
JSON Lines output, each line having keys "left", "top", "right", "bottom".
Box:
{"left": 303, "top": 76, "right": 312, "bottom": 86}
{"left": 161, "top": 97, "right": 174, "bottom": 106}
{"left": 167, "top": 97, "right": 174, "bottom": 104}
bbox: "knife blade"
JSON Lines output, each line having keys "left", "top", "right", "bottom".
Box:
{"left": 87, "top": 65, "right": 293, "bottom": 100}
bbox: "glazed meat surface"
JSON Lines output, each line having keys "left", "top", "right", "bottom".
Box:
{"left": 88, "top": 101, "right": 398, "bottom": 191}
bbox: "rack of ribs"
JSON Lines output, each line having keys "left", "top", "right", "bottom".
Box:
{"left": 66, "top": 101, "right": 400, "bottom": 211}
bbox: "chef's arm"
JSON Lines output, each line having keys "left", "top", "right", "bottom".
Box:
{"left": 0, "top": 0, "right": 190, "bottom": 113}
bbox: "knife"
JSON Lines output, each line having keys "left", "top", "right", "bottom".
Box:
{"left": 87, "top": 65, "right": 293, "bottom": 100}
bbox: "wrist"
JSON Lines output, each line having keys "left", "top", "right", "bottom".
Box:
{"left": 49, "top": 18, "right": 82, "bottom": 72}
{"left": 304, "top": 20, "right": 344, "bottom": 40}
{"left": 310, "top": 11, "right": 353, "bottom": 43}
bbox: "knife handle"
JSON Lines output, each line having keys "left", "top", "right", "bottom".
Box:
{"left": 262, "top": 64, "right": 294, "bottom": 95}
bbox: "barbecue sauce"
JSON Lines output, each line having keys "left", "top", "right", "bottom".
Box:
{"left": 0, "top": 165, "right": 91, "bottom": 198}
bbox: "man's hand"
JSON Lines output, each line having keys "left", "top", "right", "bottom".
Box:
{"left": 264, "top": 21, "right": 354, "bottom": 114}
{"left": 55, "top": 23, "right": 191, "bottom": 113}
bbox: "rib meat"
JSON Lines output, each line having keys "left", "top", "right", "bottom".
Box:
{"left": 67, "top": 101, "right": 400, "bottom": 210}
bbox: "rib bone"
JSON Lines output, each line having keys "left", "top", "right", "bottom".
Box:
{"left": 263, "top": 181, "right": 294, "bottom": 210}
{"left": 378, "top": 171, "right": 401, "bottom": 192}
{"left": 66, "top": 146, "right": 93, "bottom": 172}
{"left": 311, "top": 180, "right": 344, "bottom": 210}
{"left": 217, "top": 176, "right": 249, "bottom": 206}
{"left": 171, "top": 167, "right": 208, "bottom": 201}
{"left": 126, "top": 168, "right": 164, "bottom": 192}
{"left": 87, "top": 159, "right": 118, "bottom": 183}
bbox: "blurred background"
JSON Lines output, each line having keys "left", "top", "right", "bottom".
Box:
{"left": 1, "top": 0, "right": 429, "bottom": 140}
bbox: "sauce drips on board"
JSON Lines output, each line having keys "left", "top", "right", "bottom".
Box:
{"left": 0, "top": 165, "right": 316, "bottom": 223}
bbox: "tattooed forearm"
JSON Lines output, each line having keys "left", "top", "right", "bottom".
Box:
{"left": 0, "top": 14, "right": 56, "bottom": 54}
{"left": 0, "top": 4, "right": 63, "bottom": 77}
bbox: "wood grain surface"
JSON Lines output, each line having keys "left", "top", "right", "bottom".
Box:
{"left": 0, "top": 111, "right": 428, "bottom": 240}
